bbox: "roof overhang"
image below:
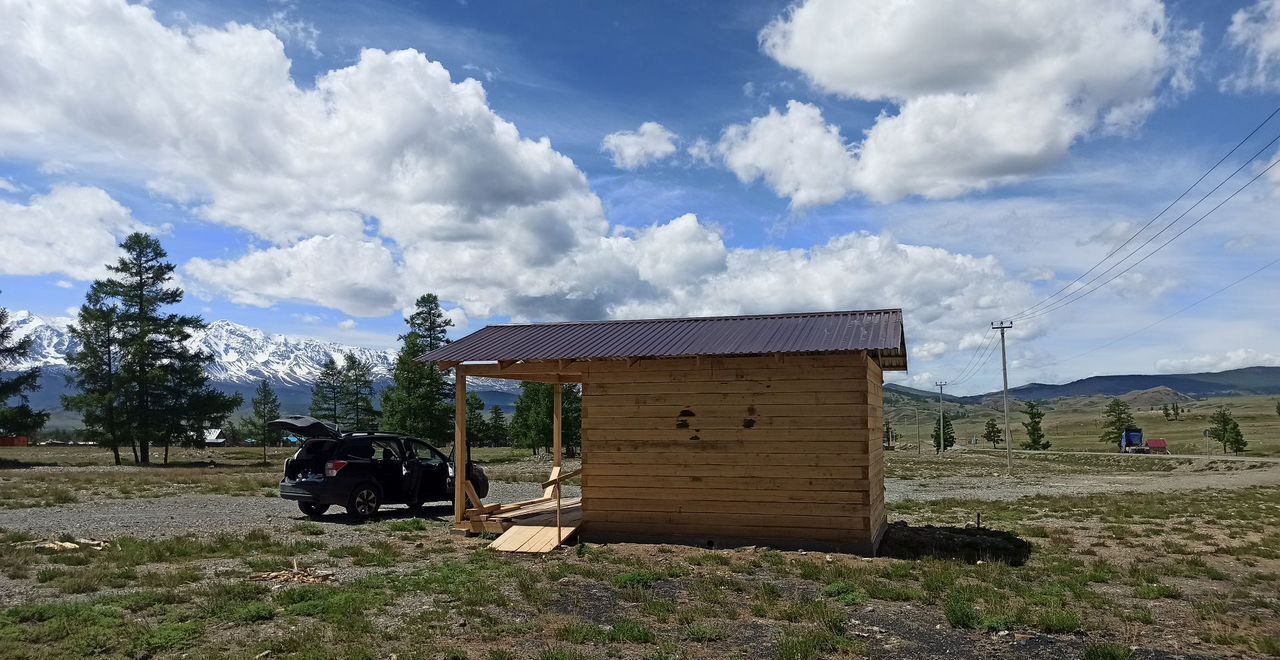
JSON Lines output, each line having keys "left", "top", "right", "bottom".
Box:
{"left": 423, "top": 309, "right": 909, "bottom": 376}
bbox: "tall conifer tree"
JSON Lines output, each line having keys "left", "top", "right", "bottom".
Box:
{"left": 381, "top": 294, "right": 454, "bottom": 443}
{"left": 338, "top": 353, "right": 379, "bottom": 430}
{"left": 66, "top": 233, "right": 238, "bottom": 464}
{"left": 249, "top": 380, "right": 282, "bottom": 463}
{"left": 0, "top": 298, "right": 49, "bottom": 438}
{"left": 310, "top": 357, "right": 343, "bottom": 427}
{"left": 64, "top": 287, "right": 129, "bottom": 463}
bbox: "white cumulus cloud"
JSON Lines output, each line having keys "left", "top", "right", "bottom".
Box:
{"left": 185, "top": 236, "right": 405, "bottom": 317}
{"left": 737, "top": 0, "right": 1200, "bottom": 204}
{"left": 601, "top": 122, "right": 679, "bottom": 169}
{"left": 0, "top": 0, "right": 1040, "bottom": 369}
{"left": 0, "top": 185, "right": 150, "bottom": 280}
{"left": 1155, "top": 348, "right": 1280, "bottom": 373}
{"left": 1223, "top": 0, "right": 1280, "bottom": 92}
{"left": 718, "top": 101, "right": 857, "bottom": 208}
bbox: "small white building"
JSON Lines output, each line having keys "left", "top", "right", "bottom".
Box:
{"left": 204, "top": 428, "right": 228, "bottom": 447}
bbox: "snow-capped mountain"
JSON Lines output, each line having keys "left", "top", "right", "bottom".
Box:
{"left": 7, "top": 311, "right": 518, "bottom": 393}
{"left": 195, "top": 320, "right": 396, "bottom": 386}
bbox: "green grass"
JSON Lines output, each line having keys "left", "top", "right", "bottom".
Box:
{"left": 384, "top": 518, "right": 429, "bottom": 532}
{"left": 1036, "top": 608, "right": 1082, "bottom": 633}
{"left": 1134, "top": 583, "right": 1183, "bottom": 599}
{"left": 612, "top": 570, "right": 664, "bottom": 589}
{"left": 943, "top": 590, "right": 981, "bottom": 629}
{"left": 775, "top": 626, "right": 860, "bottom": 660}
{"left": 892, "top": 393, "right": 1280, "bottom": 456}
{"left": 1083, "top": 642, "right": 1135, "bottom": 660}
{"left": 822, "top": 581, "right": 868, "bottom": 606}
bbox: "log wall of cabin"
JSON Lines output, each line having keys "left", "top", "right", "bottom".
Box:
{"left": 577, "top": 353, "right": 887, "bottom": 554}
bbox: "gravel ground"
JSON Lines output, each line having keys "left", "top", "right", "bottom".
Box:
{"left": 0, "top": 480, "right": 579, "bottom": 540}
{"left": 1, "top": 461, "right": 1272, "bottom": 540}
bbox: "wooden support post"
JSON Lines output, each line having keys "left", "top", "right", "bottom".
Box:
{"left": 454, "top": 366, "right": 468, "bottom": 526}
{"left": 552, "top": 383, "right": 563, "bottom": 468}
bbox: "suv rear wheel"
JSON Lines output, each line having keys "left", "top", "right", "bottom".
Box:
{"left": 347, "top": 484, "right": 381, "bottom": 519}
{"left": 298, "top": 502, "right": 329, "bottom": 518}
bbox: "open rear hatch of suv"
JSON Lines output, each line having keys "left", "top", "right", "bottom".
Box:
{"left": 269, "top": 416, "right": 342, "bottom": 480}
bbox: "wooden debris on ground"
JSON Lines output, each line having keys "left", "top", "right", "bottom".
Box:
{"left": 14, "top": 538, "right": 110, "bottom": 551}
{"left": 248, "top": 559, "right": 335, "bottom": 586}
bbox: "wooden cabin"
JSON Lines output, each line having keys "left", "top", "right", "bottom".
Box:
{"left": 422, "top": 309, "right": 908, "bottom": 555}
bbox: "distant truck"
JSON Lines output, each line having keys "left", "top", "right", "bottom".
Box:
{"left": 1120, "top": 427, "right": 1149, "bottom": 454}
{"left": 1119, "top": 427, "right": 1169, "bottom": 454}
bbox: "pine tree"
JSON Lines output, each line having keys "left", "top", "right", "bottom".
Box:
{"left": 1161, "top": 403, "right": 1171, "bottom": 421}
{"left": 1099, "top": 398, "right": 1135, "bottom": 445}
{"left": 380, "top": 294, "right": 454, "bottom": 444}
{"left": 0, "top": 298, "right": 49, "bottom": 438}
{"left": 1206, "top": 406, "right": 1247, "bottom": 454}
{"left": 1020, "top": 401, "right": 1050, "bottom": 450}
{"left": 1275, "top": 400, "right": 1279, "bottom": 419}
{"left": 64, "top": 287, "right": 128, "bottom": 463}
{"left": 1171, "top": 401, "right": 1182, "bottom": 421}
{"left": 487, "top": 405, "right": 509, "bottom": 446}
{"left": 465, "top": 392, "right": 488, "bottom": 446}
{"left": 931, "top": 415, "right": 955, "bottom": 453}
{"left": 982, "top": 418, "right": 1002, "bottom": 448}
{"left": 310, "top": 357, "right": 342, "bottom": 427}
{"left": 512, "top": 381, "right": 552, "bottom": 455}
{"left": 561, "top": 384, "right": 582, "bottom": 457}
{"left": 68, "top": 233, "right": 238, "bottom": 464}
{"left": 249, "top": 380, "right": 282, "bottom": 464}
{"left": 338, "top": 353, "right": 378, "bottom": 430}
{"left": 510, "top": 382, "right": 582, "bottom": 456}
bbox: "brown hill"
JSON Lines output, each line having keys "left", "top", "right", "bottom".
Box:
{"left": 1119, "top": 386, "right": 1195, "bottom": 408}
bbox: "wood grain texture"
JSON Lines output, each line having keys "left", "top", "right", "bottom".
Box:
{"left": 578, "top": 352, "right": 886, "bottom": 552}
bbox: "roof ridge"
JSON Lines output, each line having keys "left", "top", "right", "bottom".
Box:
{"left": 488, "top": 308, "right": 902, "bottom": 328}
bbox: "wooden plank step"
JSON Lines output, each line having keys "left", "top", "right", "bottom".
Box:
{"left": 489, "top": 520, "right": 581, "bottom": 554}
{"left": 490, "top": 497, "right": 581, "bottom": 521}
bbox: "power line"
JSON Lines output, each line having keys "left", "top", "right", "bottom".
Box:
{"left": 949, "top": 331, "right": 1003, "bottom": 386}
{"left": 1040, "top": 255, "right": 1280, "bottom": 367}
{"left": 1015, "top": 153, "right": 1280, "bottom": 321}
{"left": 1012, "top": 133, "right": 1280, "bottom": 321}
{"left": 942, "top": 328, "right": 996, "bottom": 384}
{"left": 950, "top": 337, "right": 999, "bottom": 386}
{"left": 1008, "top": 103, "right": 1280, "bottom": 320}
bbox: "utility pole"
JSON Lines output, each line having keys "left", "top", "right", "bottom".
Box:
{"left": 915, "top": 408, "right": 921, "bottom": 457}
{"left": 992, "top": 320, "right": 1014, "bottom": 475}
{"left": 935, "top": 382, "right": 946, "bottom": 454}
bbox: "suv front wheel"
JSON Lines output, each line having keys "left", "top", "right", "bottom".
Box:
{"left": 347, "top": 484, "right": 381, "bottom": 519}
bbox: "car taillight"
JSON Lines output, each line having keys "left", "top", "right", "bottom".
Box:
{"left": 324, "top": 460, "right": 347, "bottom": 477}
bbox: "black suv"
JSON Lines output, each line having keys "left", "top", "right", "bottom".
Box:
{"left": 270, "top": 416, "right": 489, "bottom": 519}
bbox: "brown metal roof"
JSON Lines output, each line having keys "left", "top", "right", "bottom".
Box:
{"left": 420, "top": 309, "right": 908, "bottom": 371}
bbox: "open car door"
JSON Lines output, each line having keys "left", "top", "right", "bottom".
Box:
{"left": 267, "top": 415, "right": 341, "bottom": 439}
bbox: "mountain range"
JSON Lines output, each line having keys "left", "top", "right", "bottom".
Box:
{"left": 8, "top": 311, "right": 1278, "bottom": 427}
{"left": 886, "top": 366, "right": 1280, "bottom": 404}
{"left": 7, "top": 311, "right": 519, "bottom": 426}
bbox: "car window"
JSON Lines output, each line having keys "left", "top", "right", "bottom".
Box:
{"left": 296, "top": 438, "right": 336, "bottom": 460}
{"left": 409, "top": 439, "right": 445, "bottom": 462}
{"left": 371, "top": 438, "right": 402, "bottom": 462}
{"left": 340, "top": 438, "right": 375, "bottom": 460}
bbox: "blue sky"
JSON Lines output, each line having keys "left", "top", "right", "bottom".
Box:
{"left": 2, "top": 0, "right": 1279, "bottom": 393}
